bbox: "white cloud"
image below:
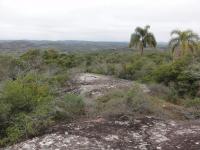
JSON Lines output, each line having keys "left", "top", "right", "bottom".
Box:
{"left": 0, "top": 0, "right": 199, "bottom": 41}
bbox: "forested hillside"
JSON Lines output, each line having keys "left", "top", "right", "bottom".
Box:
{"left": 0, "top": 40, "right": 167, "bottom": 54}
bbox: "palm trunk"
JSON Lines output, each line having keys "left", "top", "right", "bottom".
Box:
{"left": 141, "top": 46, "right": 144, "bottom": 56}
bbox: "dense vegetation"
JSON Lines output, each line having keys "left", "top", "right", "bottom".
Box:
{"left": 0, "top": 50, "right": 85, "bottom": 146}
{"left": 0, "top": 27, "right": 200, "bottom": 147}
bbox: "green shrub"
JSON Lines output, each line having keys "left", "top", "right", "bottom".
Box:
{"left": 151, "top": 55, "right": 200, "bottom": 97}
{"left": 1, "top": 77, "right": 52, "bottom": 113}
{"left": 126, "top": 85, "right": 154, "bottom": 114}
{"left": 5, "top": 126, "right": 23, "bottom": 144}
{"left": 152, "top": 59, "right": 187, "bottom": 84}
{"left": 148, "top": 83, "right": 179, "bottom": 103}
{"left": 42, "top": 49, "right": 59, "bottom": 63}
{"left": 43, "top": 50, "right": 84, "bottom": 68}
{"left": 184, "top": 98, "right": 200, "bottom": 118}
{"left": 96, "top": 85, "right": 155, "bottom": 117}
{"left": 0, "top": 55, "right": 23, "bottom": 81}
{"left": 115, "top": 52, "right": 170, "bottom": 81}
{"left": 185, "top": 98, "right": 200, "bottom": 109}
{"left": 55, "top": 94, "right": 85, "bottom": 120}
{"left": 20, "top": 49, "right": 44, "bottom": 71}
{"left": 47, "top": 71, "right": 69, "bottom": 87}
{"left": 0, "top": 73, "right": 54, "bottom": 146}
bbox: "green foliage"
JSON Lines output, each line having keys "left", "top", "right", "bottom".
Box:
{"left": 43, "top": 49, "right": 84, "bottom": 68}
{"left": 117, "top": 52, "right": 171, "bottom": 81}
{"left": 43, "top": 49, "right": 59, "bottom": 62}
{"left": 152, "top": 55, "right": 200, "bottom": 97}
{"left": 169, "top": 30, "right": 199, "bottom": 58}
{"left": 20, "top": 49, "right": 44, "bottom": 71}
{"left": 96, "top": 85, "right": 155, "bottom": 117}
{"left": 0, "top": 55, "right": 23, "bottom": 81}
{"left": 0, "top": 73, "right": 54, "bottom": 146}
{"left": 1, "top": 47, "right": 200, "bottom": 147}
{"left": 148, "top": 84, "right": 179, "bottom": 103}
{"left": 185, "top": 98, "right": 200, "bottom": 109}
{"left": 55, "top": 94, "right": 85, "bottom": 120}
{"left": 2, "top": 75, "right": 52, "bottom": 113}
{"left": 184, "top": 98, "right": 200, "bottom": 118}
{"left": 129, "top": 25, "right": 157, "bottom": 55}
{"left": 47, "top": 70, "right": 69, "bottom": 87}
{"left": 152, "top": 57, "right": 189, "bottom": 83}
{"left": 126, "top": 85, "right": 154, "bottom": 114}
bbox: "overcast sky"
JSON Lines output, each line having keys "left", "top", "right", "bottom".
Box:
{"left": 0, "top": 0, "right": 199, "bottom": 42}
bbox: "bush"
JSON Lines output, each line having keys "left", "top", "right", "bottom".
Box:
{"left": 20, "top": 49, "right": 44, "bottom": 71}
{"left": 148, "top": 83, "right": 179, "bottom": 103}
{"left": 55, "top": 94, "right": 85, "bottom": 120}
{"left": 2, "top": 76, "right": 52, "bottom": 113}
{"left": 47, "top": 71, "right": 69, "bottom": 87}
{"left": 0, "top": 73, "right": 54, "bottom": 146}
{"left": 184, "top": 98, "right": 200, "bottom": 118}
{"left": 185, "top": 98, "right": 200, "bottom": 109}
{"left": 96, "top": 85, "right": 155, "bottom": 117}
{"left": 0, "top": 55, "right": 23, "bottom": 81}
{"left": 151, "top": 55, "right": 200, "bottom": 97}
{"left": 43, "top": 50, "right": 84, "bottom": 68}
{"left": 152, "top": 58, "right": 188, "bottom": 84}
{"left": 115, "top": 52, "right": 170, "bottom": 81}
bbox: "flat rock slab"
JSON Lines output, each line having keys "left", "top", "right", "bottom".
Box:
{"left": 4, "top": 117, "right": 200, "bottom": 150}
{"left": 73, "top": 73, "right": 150, "bottom": 98}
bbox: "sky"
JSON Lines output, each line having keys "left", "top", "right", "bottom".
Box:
{"left": 0, "top": 0, "right": 199, "bottom": 42}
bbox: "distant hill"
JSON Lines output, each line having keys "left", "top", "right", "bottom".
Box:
{"left": 0, "top": 40, "right": 128, "bottom": 53}
{"left": 0, "top": 40, "right": 168, "bottom": 53}
{"left": 158, "top": 42, "right": 168, "bottom": 49}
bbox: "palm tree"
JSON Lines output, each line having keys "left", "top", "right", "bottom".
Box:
{"left": 169, "top": 30, "right": 199, "bottom": 58}
{"left": 129, "top": 25, "right": 157, "bottom": 55}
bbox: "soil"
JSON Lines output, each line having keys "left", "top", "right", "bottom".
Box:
{"left": 3, "top": 73, "right": 200, "bottom": 150}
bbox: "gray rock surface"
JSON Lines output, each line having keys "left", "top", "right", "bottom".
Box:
{"left": 4, "top": 117, "right": 200, "bottom": 150}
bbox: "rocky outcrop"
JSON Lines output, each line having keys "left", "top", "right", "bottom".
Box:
{"left": 5, "top": 117, "right": 200, "bottom": 150}
{"left": 3, "top": 73, "right": 200, "bottom": 150}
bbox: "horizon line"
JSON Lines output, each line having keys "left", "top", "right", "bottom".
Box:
{"left": 0, "top": 39, "right": 169, "bottom": 43}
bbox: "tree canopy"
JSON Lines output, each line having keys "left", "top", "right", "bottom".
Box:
{"left": 169, "top": 30, "right": 199, "bottom": 58}
{"left": 129, "top": 25, "right": 157, "bottom": 55}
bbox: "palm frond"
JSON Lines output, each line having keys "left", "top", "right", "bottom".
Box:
{"left": 129, "top": 33, "right": 141, "bottom": 48}
{"left": 188, "top": 33, "right": 199, "bottom": 41}
{"left": 129, "top": 25, "right": 157, "bottom": 53}
{"left": 170, "top": 29, "right": 199, "bottom": 58}
{"left": 145, "top": 32, "right": 157, "bottom": 47}
{"left": 169, "top": 37, "right": 179, "bottom": 47}
{"left": 171, "top": 30, "right": 182, "bottom": 36}
{"left": 171, "top": 43, "right": 179, "bottom": 54}
{"left": 188, "top": 40, "right": 198, "bottom": 52}
{"left": 135, "top": 27, "right": 145, "bottom": 36}
{"left": 144, "top": 25, "right": 150, "bottom": 32}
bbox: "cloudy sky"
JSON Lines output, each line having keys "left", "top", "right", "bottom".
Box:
{"left": 0, "top": 0, "right": 199, "bottom": 42}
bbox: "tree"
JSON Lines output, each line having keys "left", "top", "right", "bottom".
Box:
{"left": 169, "top": 30, "right": 199, "bottom": 58}
{"left": 129, "top": 25, "right": 157, "bottom": 55}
